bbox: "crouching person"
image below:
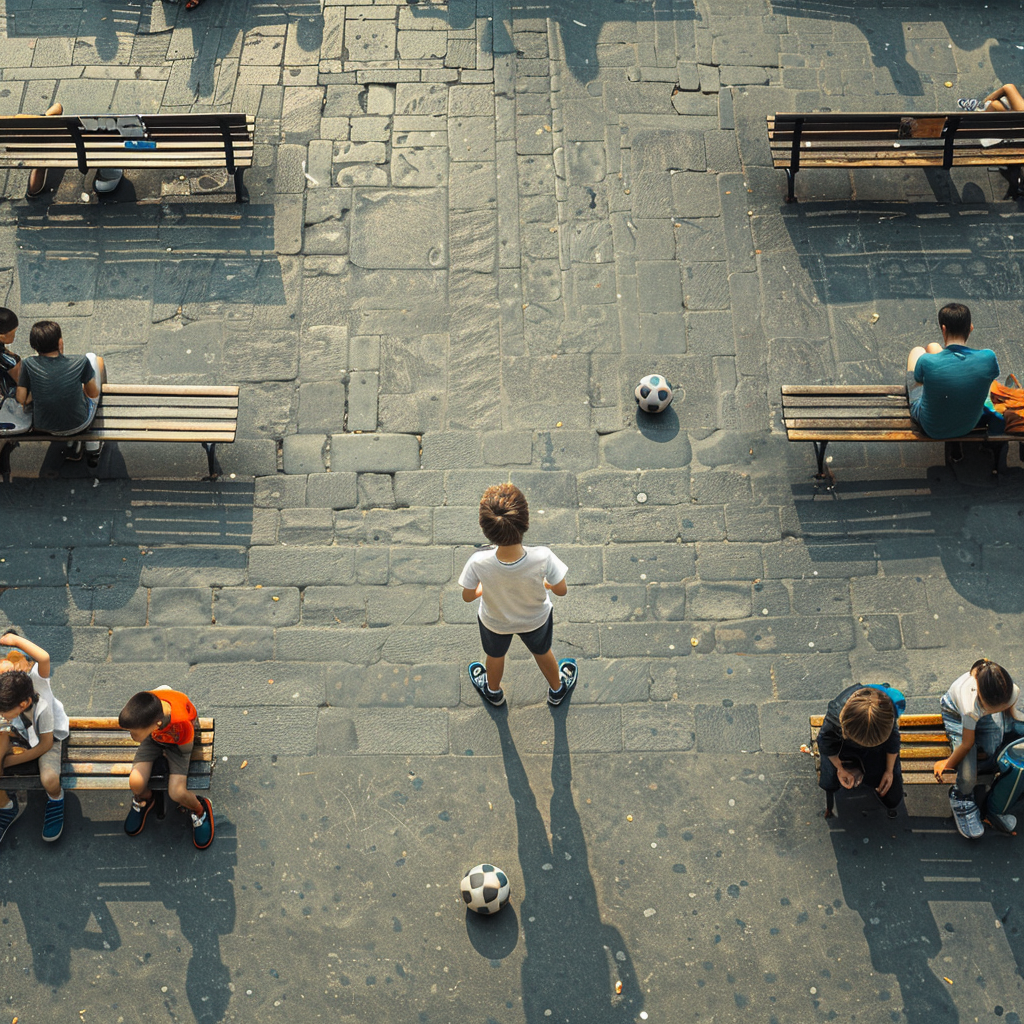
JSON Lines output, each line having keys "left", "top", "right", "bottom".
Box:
{"left": 817, "top": 685, "right": 904, "bottom": 819}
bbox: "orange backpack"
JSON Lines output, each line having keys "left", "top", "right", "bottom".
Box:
{"left": 988, "top": 374, "right": 1024, "bottom": 433}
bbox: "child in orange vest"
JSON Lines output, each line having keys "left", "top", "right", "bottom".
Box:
{"left": 118, "top": 686, "right": 213, "bottom": 849}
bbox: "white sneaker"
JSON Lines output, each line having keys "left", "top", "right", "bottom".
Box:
{"left": 949, "top": 787, "right": 985, "bottom": 839}
{"left": 984, "top": 810, "right": 1017, "bottom": 835}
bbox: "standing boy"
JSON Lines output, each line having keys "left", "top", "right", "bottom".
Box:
{"left": 118, "top": 687, "right": 213, "bottom": 849}
{"left": 459, "top": 483, "right": 577, "bottom": 707}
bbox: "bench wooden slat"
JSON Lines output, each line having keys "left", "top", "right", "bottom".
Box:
{"left": 67, "top": 747, "right": 213, "bottom": 763}
{"left": 102, "top": 385, "right": 238, "bottom": 398}
{"left": 782, "top": 395, "right": 912, "bottom": 408}
{"left": 96, "top": 405, "right": 240, "bottom": 420}
{"left": 59, "top": 775, "right": 212, "bottom": 791}
{"left": 68, "top": 717, "right": 214, "bottom": 730}
{"left": 785, "top": 418, "right": 918, "bottom": 430}
{"left": 783, "top": 385, "right": 907, "bottom": 397}
{"left": 85, "top": 418, "right": 238, "bottom": 432}
{"left": 809, "top": 714, "right": 944, "bottom": 728}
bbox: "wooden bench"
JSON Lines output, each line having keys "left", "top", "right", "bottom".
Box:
{"left": 1, "top": 717, "right": 215, "bottom": 793}
{"left": 782, "top": 384, "right": 1019, "bottom": 485}
{"left": 0, "top": 382, "right": 240, "bottom": 483}
{"left": 0, "top": 113, "right": 255, "bottom": 203}
{"left": 767, "top": 111, "right": 1024, "bottom": 202}
{"left": 808, "top": 712, "right": 991, "bottom": 817}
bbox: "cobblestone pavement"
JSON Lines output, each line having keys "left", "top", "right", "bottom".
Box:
{"left": 4, "top": 1, "right": 1024, "bottom": 1022}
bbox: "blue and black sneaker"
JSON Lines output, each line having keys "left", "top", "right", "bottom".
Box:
{"left": 548, "top": 659, "right": 578, "bottom": 706}
{"left": 0, "top": 796, "right": 25, "bottom": 845}
{"left": 469, "top": 662, "right": 505, "bottom": 707}
{"left": 42, "top": 795, "right": 64, "bottom": 842}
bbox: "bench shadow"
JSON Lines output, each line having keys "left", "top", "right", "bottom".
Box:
{"left": 0, "top": 477, "right": 254, "bottom": 664}
{"left": 828, "top": 795, "right": 1024, "bottom": 1024}
{"left": 493, "top": 711, "right": 643, "bottom": 1023}
{"left": 789, "top": 474, "right": 1024, "bottom": 613}
{"left": 6, "top": 794, "right": 236, "bottom": 1024}
{"left": 14, "top": 201, "right": 282, "bottom": 309}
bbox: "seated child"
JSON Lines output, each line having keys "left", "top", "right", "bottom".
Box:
{"left": 816, "top": 685, "right": 904, "bottom": 819}
{"left": 0, "top": 307, "right": 23, "bottom": 392}
{"left": 118, "top": 687, "right": 213, "bottom": 849}
{"left": 0, "top": 631, "right": 68, "bottom": 843}
{"left": 934, "top": 658, "right": 1024, "bottom": 839}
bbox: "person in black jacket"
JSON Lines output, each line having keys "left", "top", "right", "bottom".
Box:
{"left": 817, "top": 685, "right": 903, "bottom": 819}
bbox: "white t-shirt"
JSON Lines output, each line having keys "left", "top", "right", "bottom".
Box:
{"left": 943, "top": 670, "right": 1024, "bottom": 728}
{"left": 9, "top": 664, "right": 69, "bottom": 745}
{"left": 458, "top": 546, "right": 568, "bottom": 634}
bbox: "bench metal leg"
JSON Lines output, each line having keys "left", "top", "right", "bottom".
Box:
{"left": 233, "top": 168, "right": 249, "bottom": 204}
{"left": 1009, "top": 165, "right": 1024, "bottom": 199}
{"left": 984, "top": 440, "right": 1009, "bottom": 478}
{"left": 785, "top": 168, "right": 797, "bottom": 203}
{"left": 811, "top": 440, "right": 835, "bottom": 489}
{"left": 202, "top": 442, "right": 222, "bottom": 481}
{"left": 0, "top": 439, "right": 14, "bottom": 483}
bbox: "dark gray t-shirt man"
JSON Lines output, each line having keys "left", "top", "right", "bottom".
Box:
{"left": 19, "top": 352, "right": 95, "bottom": 433}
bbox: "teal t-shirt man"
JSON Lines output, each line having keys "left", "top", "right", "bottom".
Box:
{"left": 907, "top": 303, "right": 1000, "bottom": 439}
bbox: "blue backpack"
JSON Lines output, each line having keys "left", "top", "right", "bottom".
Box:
{"left": 862, "top": 683, "right": 907, "bottom": 718}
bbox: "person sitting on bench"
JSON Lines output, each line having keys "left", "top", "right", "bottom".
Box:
{"left": 906, "top": 302, "right": 1001, "bottom": 447}
{"left": 15, "top": 320, "right": 105, "bottom": 466}
{"left": 816, "top": 685, "right": 904, "bottom": 819}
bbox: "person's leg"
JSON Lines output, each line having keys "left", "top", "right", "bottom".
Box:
{"left": 532, "top": 649, "right": 560, "bottom": 689}
{"left": 484, "top": 655, "right": 506, "bottom": 691}
{"left": 984, "top": 84, "right": 1024, "bottom": 111}
{"left": 128, "top": 760, "right": 155, "bottom": 806}
{"left": 0, "top": 731, "right": 13, "bottom": 808}
{"left": 38, "top": 744, "right": 64, "bottom": 841}
{"left": 975, "top": 712, "right": 1004, "bottom": 764}
{"left": 27, "top": 102, "right": 63, "bottom": 197}
{"left": 907, "top": 342, "right": 943, "bottom": 373}
{"left": 168, "top": 774, "right": 203, "bottom": 816}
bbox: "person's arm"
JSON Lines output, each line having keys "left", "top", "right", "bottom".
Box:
{"left": 877, "top": 751, "right": 897, "bottom": 796}
{"left": 462, "top": 583, "right": 482, "bottom": 603}
{"left": 545, "top": 578, "right": 567, "bottom": 596}
{"left": 82, "top": 360, "right": 99, "bottom": 400}
{"left": 934, "top": 728, "right": 974, "bottom": 780}
{"left": 827, "top": 754, "right": 859, "bottom": 789}
{"left": 3, "top": 730, "right": 53, "bottom": 766}
{"left": 1, "top": 632, "right": 49, "bottom": 677}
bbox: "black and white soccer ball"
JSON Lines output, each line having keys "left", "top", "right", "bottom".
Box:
{"left": 460, "top": 863, "right": 511, "bottom": 915}
{"left": 634, "top": 374, "right": 673, "bottom": 413}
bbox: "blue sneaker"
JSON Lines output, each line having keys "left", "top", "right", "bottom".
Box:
{"left": 191, "top": 796, "right": 214, "bottom": 850}
{"left": 42, "top": 795, "right": 64, "bottom": 842}
{"left": 548, "top": 659, "right": 578, "bottom": 706}
{"left": 469, "top": 662, "right": 505, "bottom": 707}
{"left": 0, "top": 796, "right": 25, "bottom": 844}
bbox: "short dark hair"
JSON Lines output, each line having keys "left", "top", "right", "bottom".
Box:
{"left": 0, "top": 670, "right": 36, "bottom": 714}
{"left": 839, "top": 688, "right": 896, "bottom": 747}
{"left": 938, "top": 302, "right": 972, "bottom": 339}
{"left": 479, "top": 483, "right": 529, "bottom": 546}
{"left": 118, "top": 691, "right": 164, "bottom": 730}
{"left": 29, "top": 320, "right": 62, "bottom": 354}
{"left": 0, "top": 308, "right": 18, "bottom": 335}
{"left": 972, "top": 658, "right": 1014, "bottom": 706}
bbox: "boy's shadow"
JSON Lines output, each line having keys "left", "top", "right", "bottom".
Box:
{"left": 6, "top": 795, "right": 235, "bottom": 1024}
{"left": 829, "top": 792, "right": 1024, "bottom": 1024}
{"left": 493, "top": 708, "right": 643, "bottom": 1022}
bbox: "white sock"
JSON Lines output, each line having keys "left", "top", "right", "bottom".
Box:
{"left": 49, "top": 789, "right": 64, "bottom": 802}
{"left": 1, "top": 799, "right": 12, "bottom": 811}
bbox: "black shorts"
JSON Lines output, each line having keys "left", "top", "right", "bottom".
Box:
{"left": 478, "top": 612, "right": 553, "bottom": 658}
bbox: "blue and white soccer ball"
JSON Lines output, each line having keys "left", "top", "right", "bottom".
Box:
{"left": 460, "top": 863, "right": 511, "bottom": 915}
{"left": 634, "top": 374, "right": 673, "bottom": 413}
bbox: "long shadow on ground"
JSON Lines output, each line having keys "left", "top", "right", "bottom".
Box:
{"left": 493, "top": 708, "right": 643, "bottom": 1023}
